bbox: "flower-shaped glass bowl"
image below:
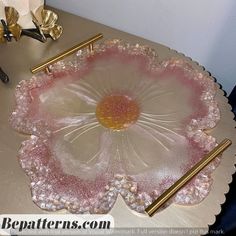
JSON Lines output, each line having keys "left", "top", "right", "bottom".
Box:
{"left": 10, "top": 39, "right": 220, "bottom": 214}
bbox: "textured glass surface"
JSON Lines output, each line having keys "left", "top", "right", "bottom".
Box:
{"left": 10, "top": 40, "right": 220, "bottom": 214}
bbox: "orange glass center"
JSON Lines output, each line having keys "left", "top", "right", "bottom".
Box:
{"left": 96, "top": 94, "right": 140, "bottom": 130}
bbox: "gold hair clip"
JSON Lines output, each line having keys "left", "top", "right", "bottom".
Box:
{"left": 0, "top": 7, "right": 22, "bottom": 42}
{"left": 5, "top": 7, "right": 22, "bottom": 41}
{"left": 0, "top": 6, "right": 63, "bottom": 43}
{"left": 31, "top": 6, "right": 63, "bottom": 41}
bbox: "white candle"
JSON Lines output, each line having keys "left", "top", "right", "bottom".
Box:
{"left": 0, "top": 0, "right": 44, "bottom": 28}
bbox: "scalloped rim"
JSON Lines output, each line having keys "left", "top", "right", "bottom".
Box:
{"left": 160, "top": 44, "right": 236, "bottom": 230}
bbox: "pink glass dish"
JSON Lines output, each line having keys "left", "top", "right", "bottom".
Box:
{"left": 10, "top": 39, "right": 220, "bottom": 214}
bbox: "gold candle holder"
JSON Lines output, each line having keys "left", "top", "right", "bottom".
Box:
{"left": 145, "top": 138, "right": 232, "bottom": 217}
{"left": 31, "top": 33, "right": 103, "bottom": 74}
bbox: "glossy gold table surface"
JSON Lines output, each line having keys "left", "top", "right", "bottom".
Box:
{"left": 0, "top": 7, "right": 235, "bottom": 231}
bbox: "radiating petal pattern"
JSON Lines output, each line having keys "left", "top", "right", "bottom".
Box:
{"left": 10, "top": 39, "right": 220, "bottom": 213}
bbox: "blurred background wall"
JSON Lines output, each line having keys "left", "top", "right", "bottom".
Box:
{"left": 47, "top": 0, "right": 236, "bottom": 95}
